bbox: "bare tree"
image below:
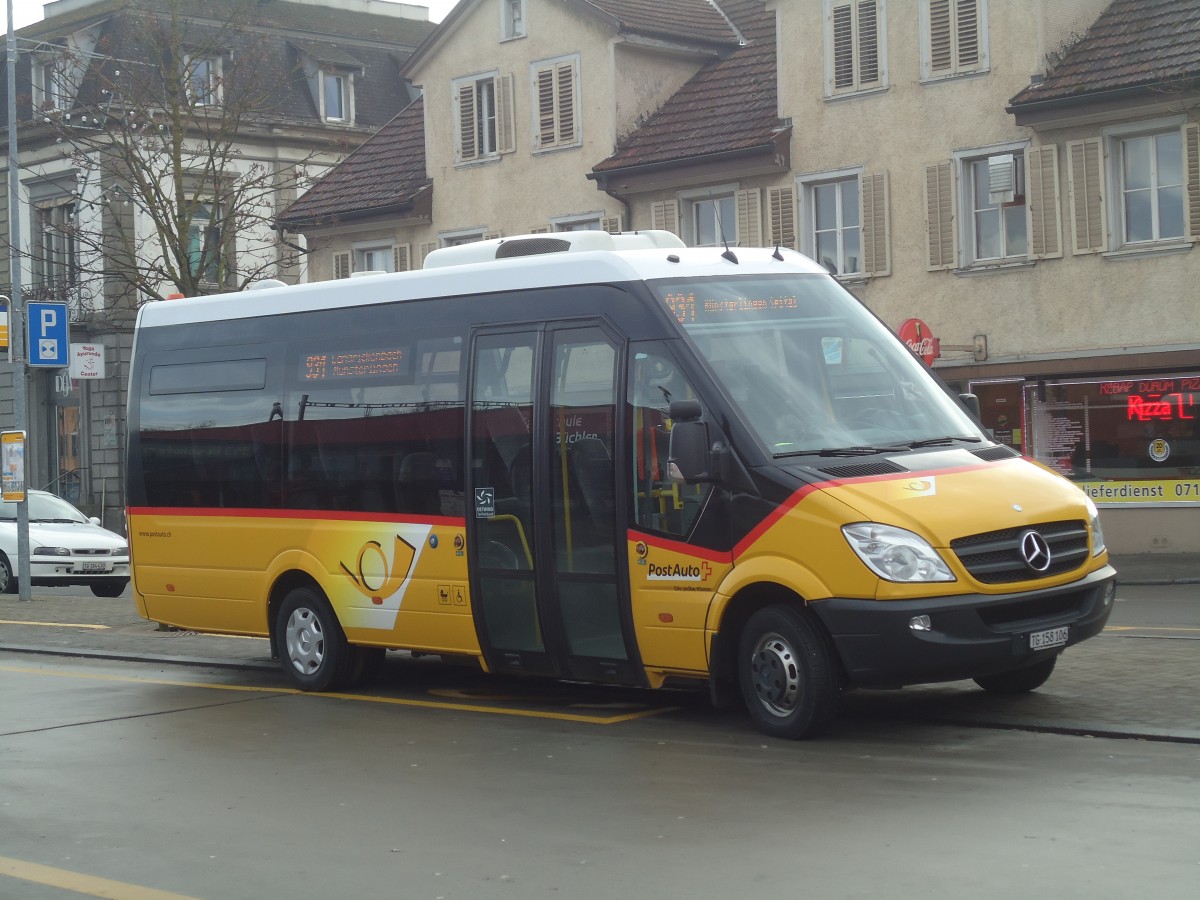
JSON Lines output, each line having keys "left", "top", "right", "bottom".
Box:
{"left": 17, "top": 0, "right": 351, "bottom": 315}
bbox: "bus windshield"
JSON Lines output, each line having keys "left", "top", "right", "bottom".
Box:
{"left": 650, "top": 274, "right": 985, "bottom": 456}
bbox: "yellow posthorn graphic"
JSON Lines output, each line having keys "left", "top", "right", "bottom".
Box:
{"left": 341, "top": 534, "right": 418, "bottom": 604}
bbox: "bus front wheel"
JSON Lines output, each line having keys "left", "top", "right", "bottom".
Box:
{"left": 738, "top": 605, "right": 839, "bottom": 740}
{"left": 276, "top": 586, "right": 356, "bottom": 692}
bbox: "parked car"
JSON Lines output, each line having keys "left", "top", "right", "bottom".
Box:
{"left": 0, "top": 490, "right": 130, "bottom": 597}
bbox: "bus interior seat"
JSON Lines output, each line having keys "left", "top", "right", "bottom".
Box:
{"left": 395, "top": 451, "right": 441, "bottom": 516}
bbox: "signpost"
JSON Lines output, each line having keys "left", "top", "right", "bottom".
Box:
{"left": 26, "top": 301, "right": 69, "bottom": 368}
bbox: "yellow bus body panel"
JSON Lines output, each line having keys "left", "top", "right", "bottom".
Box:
{"left": 128, "top": 511, "right": 480, "bottom": 655}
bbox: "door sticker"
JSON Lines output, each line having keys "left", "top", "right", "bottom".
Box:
{"left": 475, "top": 487, "right": 496, "bottom": 518}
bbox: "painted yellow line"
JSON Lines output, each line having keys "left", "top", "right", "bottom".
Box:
{"left": 0, "top": 664, "right": 677, "bottom": 725}
{"left": 0, "top": 619, "right": 109, "bottom": 630}
{"left": 0, "top": 854, "right": 202, "bottom": 900}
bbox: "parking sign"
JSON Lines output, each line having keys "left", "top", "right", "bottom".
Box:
{"left": 27, "top": 302, "right": 69, "bottom": 367}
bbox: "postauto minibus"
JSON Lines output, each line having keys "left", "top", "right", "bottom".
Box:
{"left": 125, "top": 230, "right": 1116, "bottom": 738}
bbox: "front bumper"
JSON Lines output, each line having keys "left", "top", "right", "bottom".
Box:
{"left": 809, "top": 565, "right": 1117, "bottom": 687}
{"left": 29, "top": 559, "right": 131, "bottom": 585}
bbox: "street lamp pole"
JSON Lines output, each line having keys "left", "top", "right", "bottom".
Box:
{"left": 7, "top": 0, "right": 31, "bottom": 601}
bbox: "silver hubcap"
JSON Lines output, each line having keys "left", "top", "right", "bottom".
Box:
{"left": 285, "top": 607, "right": 325, "bottom": 676}
{"left": 749, "top": 631, "right": 801, "bottom": 717}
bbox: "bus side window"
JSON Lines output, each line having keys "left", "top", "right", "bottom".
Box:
{"left": 628, "top": 346, "right": 708, "bottom": 536}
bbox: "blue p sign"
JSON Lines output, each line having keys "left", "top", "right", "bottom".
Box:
{"left": 27, "top": 302, "right": 69, "bottom": 368}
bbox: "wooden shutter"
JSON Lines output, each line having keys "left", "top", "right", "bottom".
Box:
{"left": 736, "top": 188, "right": 762, "bottom": 247}
{"left": 496, "top": 73, "right": 516, "bottom": 154}
{"left": 333, "top": 251, "right": 351, "bottom": 279}
{"left": 832, "top": 4, "right": 854, "bottom": 90}
{"left": 651, "top": 200, "right": 679, "bottom": 235}
{"left": 457, "top": 82, "right": 478, "bottom": 162}
{"left": 418, "top": 241, "right": 437, "bottom": 267}
{"left": 1067, "top": 138, "right": 1105, "bottom": 255}
{"left": 528, "top": 226, "right": 550, "bottom": 234}
{"left": 394, "top": 244, "right": 411, "bottom": 272}
{"left": 768, "top": 187, "right": 796, "bottom": 249}
{"left": 861, "top": 171, "right": 890, "bottom": 276}
{"left": 955, "top": 0, "right": 980, "bottom": 67}
{"left": 1184, "top": 123, "right": 1200, "bottom": 241}
{"left": 929, "top": 0, "right": 952, "bottom": 72}
{"left": 925, "top": 161, "right": 956, "bottom": 269}
{"left": 1026, "top": 145, "right": 1062, "bottom": 260}
{"left": 556, "top": 61, "right": 576, "bottom": 145}
{"left": 535, "top": 61, "right": 578, "bottom": 148}
{"left": 535, "top": 67, "right": 555, "bottom": 148}
{"left": 858, "top": 1, "right": 879, "bottom": 84}
{"left": 602, "top": 215, "right": 623, "bottom": 233}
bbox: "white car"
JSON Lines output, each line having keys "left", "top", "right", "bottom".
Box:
{"left": 0, "top": 490, "right": 130, "bottom": 597}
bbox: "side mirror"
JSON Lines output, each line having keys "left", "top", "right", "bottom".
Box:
{"left": 959, "top": 392, "right": 981, "bottom": 420}
{"left": 667, "top": 418, "right": 715, "bottom": 484}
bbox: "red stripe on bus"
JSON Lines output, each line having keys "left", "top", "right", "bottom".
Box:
{"left": 126, "top": 506, "right": 465, "bottom": 527}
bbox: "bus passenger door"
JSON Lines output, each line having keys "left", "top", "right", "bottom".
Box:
{"left": 467, "top": 326, "right": 637, "bottom": 684}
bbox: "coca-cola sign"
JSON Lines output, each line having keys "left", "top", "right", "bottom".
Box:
{"left": 898, "top": 318, "right": 940, "bottom": 365}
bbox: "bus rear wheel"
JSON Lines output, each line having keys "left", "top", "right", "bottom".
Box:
{"left": 276, "top": 586, "right": 357, "bottom": 692}
{"left": 738, "top": 605, "right": 839, "bottom": 740}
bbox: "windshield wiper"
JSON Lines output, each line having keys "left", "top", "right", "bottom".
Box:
{"left": 775, "top": 446, "right": 897, "bottom": 459}
{"left": 903, "top": 435, "right": 983, "bottom": 449}
{"left": 33, "top": 518, "right": 81, "bottom": 523}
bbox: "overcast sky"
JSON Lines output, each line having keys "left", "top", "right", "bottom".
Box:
{"left": 6, "top": 0, "right": 459, "bottom": 30}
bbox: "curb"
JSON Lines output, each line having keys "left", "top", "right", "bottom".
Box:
{"left": 0, "top": 643, "right": 278, "bottom": 673}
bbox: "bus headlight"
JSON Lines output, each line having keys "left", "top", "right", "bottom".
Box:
{"left": 842, "top": 523, "right": 955, "bottom": 583}
{"left": 1086, "top": 497, "right": 1106, "bottom": 556}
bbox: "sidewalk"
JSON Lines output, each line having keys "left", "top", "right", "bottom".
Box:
{"left": 1108, "top": 552, "right": 1200, "bottom": 585}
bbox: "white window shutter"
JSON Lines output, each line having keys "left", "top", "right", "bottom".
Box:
{"left": 484, "top": 231, "right": 503, "bottom": 240}
{"left": 1067, "top": 138, "right": 1106, "bottom": 255}
{"left": 418, "top": 241, "right": 437, "bottom": 267}
{"left": 496, "top": 73, "right": 516, "bottom": 154}
{"left": 557, "top": 61, "right": 577, "bottom": 145}
{"left": 1184, "top": 122, "right": 1200, "bottom": 241}
{"left": 736, "top": 188, "right": 762, "bottom": 246}
{"left": 861, "top": 171, "right": 891, "bottom": 276}
{"left": 928, "top": 0, "right": 952, "bottom": 73}
{"left": 925, "top": 161, "right": 956, "bottom": 270}
{"left": 768, "top": 187, "right": 796, "bottom": 249}
{"left": 333, "top": 251, "right": 351, "bottom": 279}
{"left": 457, "top": 83, "right": 478, "bottom": 162}
{"left": 1026, "top": 145, "right": 1062, "bottom": 260}
{"left": 528, "top": 226, "right": 550, "bottom": 234}
{"left": 603, "top": 215, "right": 623, "bottom": 233}
{"left": 394, "top": 244, "right": 411, "bottom": 272}
{"left": 651, "top": 200, "right": 679, "bottom": 235}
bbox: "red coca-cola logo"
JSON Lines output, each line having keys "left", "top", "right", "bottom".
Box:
{"left": 898, "top": 318, "right": 940, "bottom": 365}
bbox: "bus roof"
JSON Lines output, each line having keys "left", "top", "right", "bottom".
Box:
{"left": 135, "top": 239, "right": 832, "bottom": 330}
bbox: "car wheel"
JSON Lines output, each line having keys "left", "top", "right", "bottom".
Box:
{"left": 738, "top": 604, "right": 840, "bottom": 740}
{"left": 275, "top": 586, "right": 355, "bottom": 692}
{"left": 90, "top": 580, "right": 128, "bottom": 598}
{"left": 973, "top": 655, "right": 1057, "bottom": 694}
{"left": 0, "top": 553, "right": 16, "bottom": 594}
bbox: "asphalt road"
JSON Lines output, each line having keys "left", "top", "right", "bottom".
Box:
{"left": 1, "top": 581, "right": 1197, "bottom": 899}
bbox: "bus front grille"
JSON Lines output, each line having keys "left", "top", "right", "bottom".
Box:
{"left": 950, "top": 520, "right": 1090, "bottom": 584}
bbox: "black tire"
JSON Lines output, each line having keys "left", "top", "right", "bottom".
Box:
{"left": 275, "top": 586, "right": 356, "bottom": 691}
{"left": 0, "top": 554, "right": 16, "bottom": 594}
{"left": 91, "top": 580, "right": 129, "bottom": 598}
{"left": 974, "top": 655, "right": 1057, "bottom": 694}
{"left": 738, "top": 604, "right": 840, "bottom": 740}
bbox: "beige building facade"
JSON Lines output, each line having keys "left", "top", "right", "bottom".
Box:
{"left": 284, "top": 0, "right": 1200, "bottom": 554}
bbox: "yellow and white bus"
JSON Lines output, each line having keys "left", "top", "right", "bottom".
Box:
{"left": 126, "top": 231, "right": 1116, "bottom": 739}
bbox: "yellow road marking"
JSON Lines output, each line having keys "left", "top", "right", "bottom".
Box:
{"left": 0, "top": 619, "right": 109, "bottom": 630}
{"left": 0, "top": 855, "right": 202, "bottom": 900}
{"left": 0, "top": 664, "right": 677, "bottom": 725}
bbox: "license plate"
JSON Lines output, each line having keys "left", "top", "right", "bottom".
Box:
{"left": 1030, "top": 625, "right": 1068, "bottom": 651}
{"left": 76, "top": 561, "right": 112, "bottom": 574}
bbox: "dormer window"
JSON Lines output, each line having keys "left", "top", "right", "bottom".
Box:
{"left": 323, "top": 71, "right": 348, "bottom": 121}
{"left": 33, "top": 58, "right": 65, "bottom": 111}
{"left": 185, "top": 55, "right": 221, "bottom": 107}
{"left": 502, "top": 0, "right": 526, "bottom": 40}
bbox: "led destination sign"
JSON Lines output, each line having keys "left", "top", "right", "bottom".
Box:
{"left": 662, "top": 291, "right": 801, "bottom": 325}
{"left": 304, "top": 348, "right": 408, "bottom": 381}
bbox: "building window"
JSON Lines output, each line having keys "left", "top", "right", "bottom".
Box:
{"left": 440, "top": 229, "right": 487, "bottom": 247}
{"left": 921, "top": 0, "right": 987, "bottom": 80}
{"left": 826, "top": 0, "right": 885, "bottom": 96}
{"left": 798, "top": 174, "right": 861, "bottom": 276}
{"left": 502, "top": 0, "right": 525, "bottom": 40}
{"left": 532, "top": 56, "right": 580, "bottom": 151}
{"left": 1119, "top": 130, "right": 1184, "bottom": 245}
{"left": 188, "top": 201, "right": 224, "bottom": 284}
{"left": 964, "top": 149, "right": 1027, "bottom": 263}
{"left": 34, "top": 58, "right": 65, "bottom": 111}
{"left": 321, "top": 71, "right": 353, "bottom": 123}
{"left": 553, "top": 215, "right": 602, "bottom": 232}
{"left": 691, "top": 195, "right": 736, "bottom": 247}
{"left": 354, "top": 244, "right": 395, "bottom": 273}
{"left": 185, "top": 55, "right": 221, "bottom": 106}
{"left": 35, "top": 202, "right": 77, "bottom": 286}
{"left": 456, "top": 75, "right": 497, "bottom": 161}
